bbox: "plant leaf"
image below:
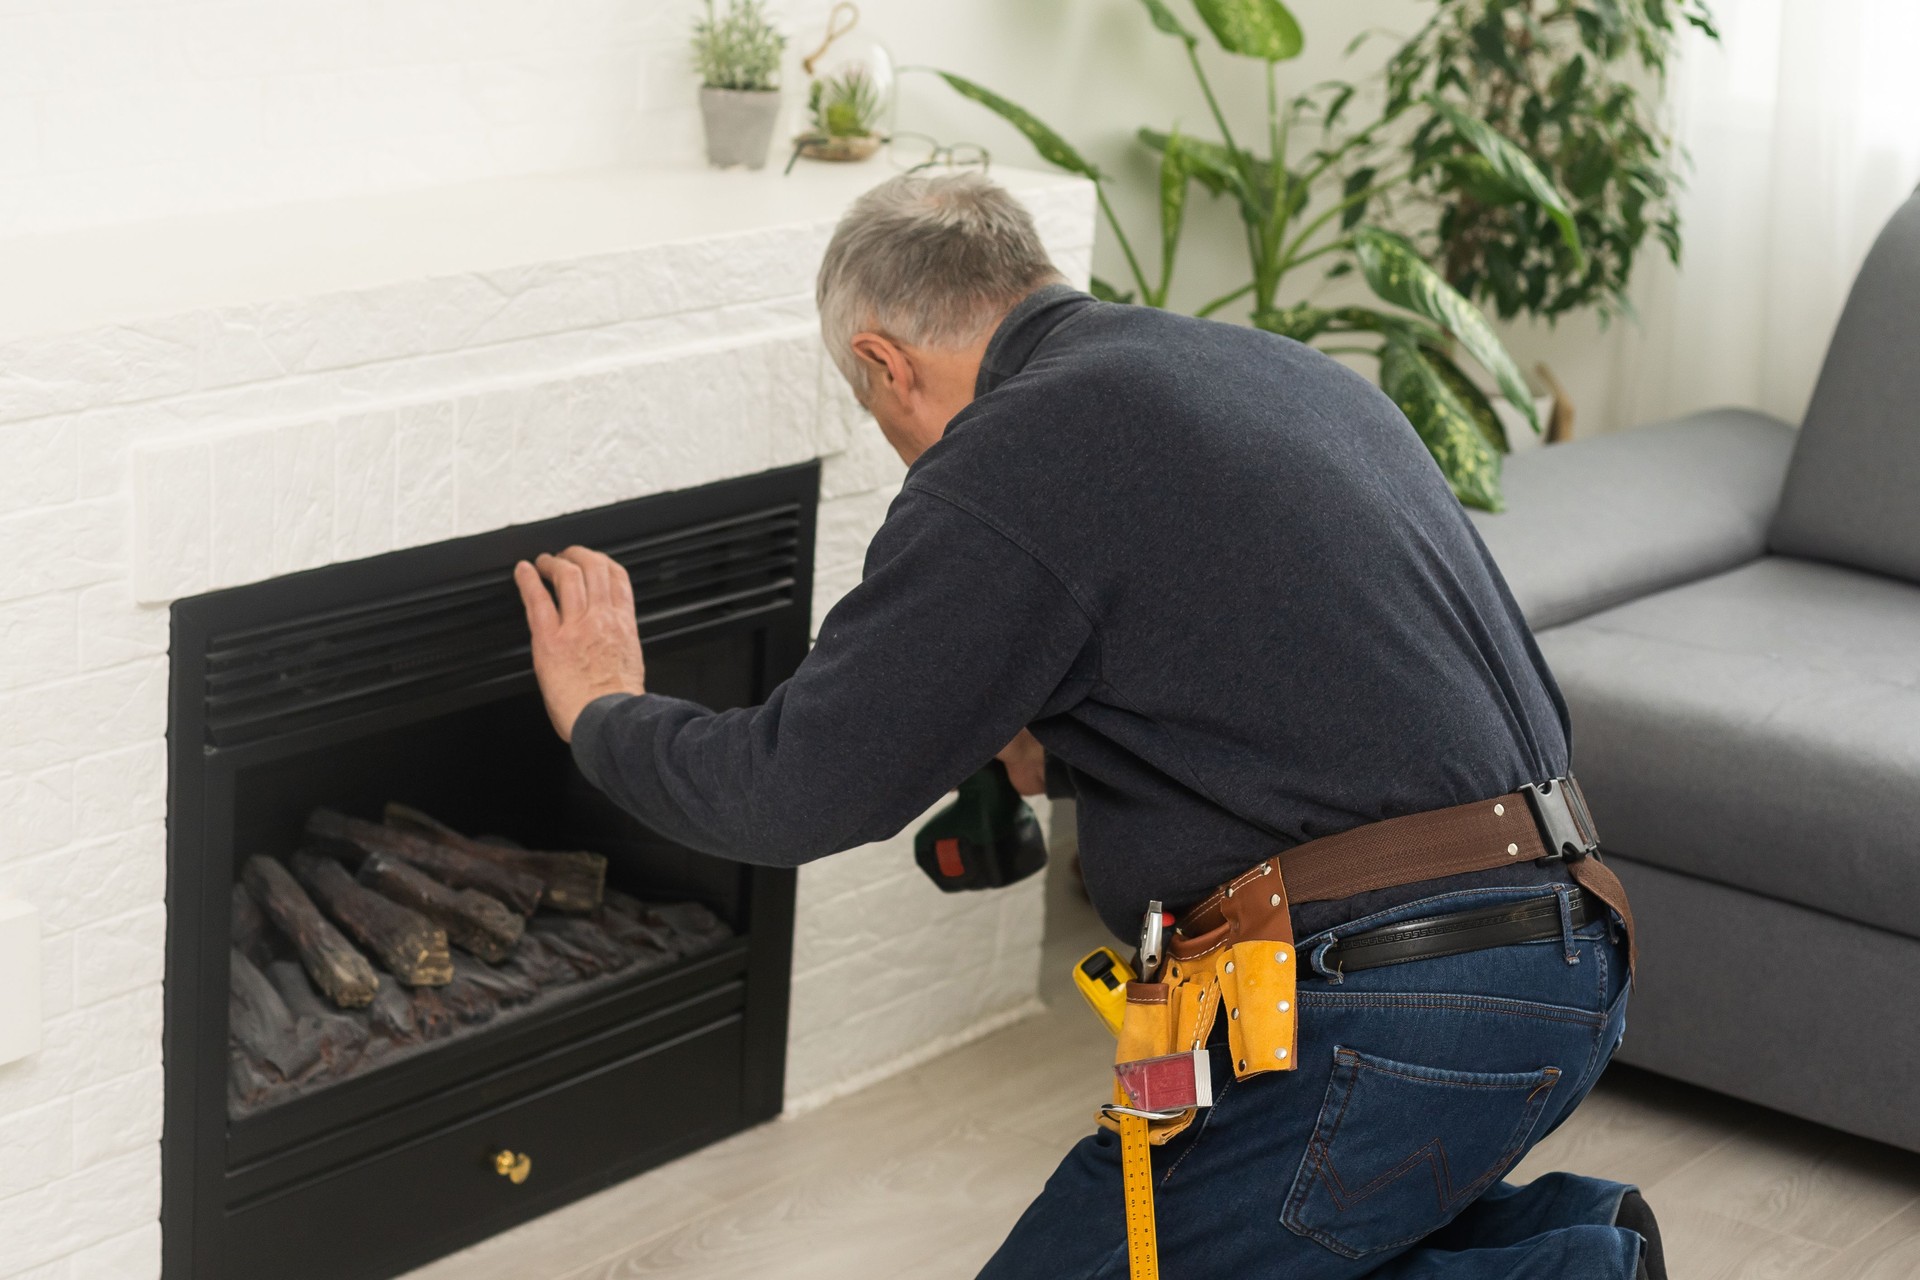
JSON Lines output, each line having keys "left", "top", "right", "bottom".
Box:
{"left": 1351, "top": 226, "right": 1539, "bottom": 433}
{"left": 1158, "top": 131, "right": 1193, "bottom": 304}
{"left": 1438, "top": 154, "right": 1529, "bottom": 205}
{"left": 1328, "top": 305, "right": 1446, "bottom": 348}
{"left": 1191, "top": 0, "right": 1304, "bottom": 61}
{"left": 1089, "top": 276, "right": 1136, "bottom": 304}
{"left": 1420, "top": 343, "right": 1511, "bottom": 450}
{"left": 1322, "top": 84, "right": 1356, "bottom": 132}
{"left": 1428, "top": 99, "right": 1585, "bottom": 268}
{"left": 1377, "top": 336, "right": 1506, "bottom": 511}
{"left": 1252, "top": 304, "right": 1331, "bottom": 342}
{"left": 1139, "top": 129, "right": 1251, "bottom": 202}
{"left": 1340, "top": 166, "right": 1377, "bottom": 229}
{"left": 1549, "top": 54, "right": 1587, "bottom": 117}
{"left": 936, "top": 71, "right": 1101, "bottom": 179}
{"left": 1134, "top": 0, "right": 1198, "bottom": 45}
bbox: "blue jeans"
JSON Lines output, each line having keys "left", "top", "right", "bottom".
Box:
{"left": 980, "top": 885, "right": 1639, "bottom": 1279}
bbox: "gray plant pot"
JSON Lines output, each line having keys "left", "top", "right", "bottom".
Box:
{"left": 699, "top": 86, "right": 782, "bottom": 171}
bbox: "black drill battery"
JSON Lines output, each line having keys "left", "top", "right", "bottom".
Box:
{"left": 913, "top": 760, "right": 1048, "bottom": 892}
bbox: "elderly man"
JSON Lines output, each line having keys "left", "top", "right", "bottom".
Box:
{"left": 515, "top": 174, "right": 1660, "bottom": 1279}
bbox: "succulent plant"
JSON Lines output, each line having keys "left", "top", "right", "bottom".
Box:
{"left": 809, "top": 66, "right": 884, "bottom": 139}
{"left": 692, "top": 0, "right": 786, "bottom": 93}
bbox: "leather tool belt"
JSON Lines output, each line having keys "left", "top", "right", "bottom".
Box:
{"left": 1102, "top": 775, "right": 1631, "bottom": 1148}
{"left": 1100, "top": 777, "right": 1628, "bottom": 1280}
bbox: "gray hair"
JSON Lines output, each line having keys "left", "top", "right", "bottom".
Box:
{"left": 816, "top": 173, "right": 1064, "bottom": 391}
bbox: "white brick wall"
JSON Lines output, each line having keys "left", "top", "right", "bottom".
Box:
{"left": 785, "top": 811, "right": 1049, "bottom": 1110}
{"left": 0, "top": 162, "right": 1093, "bottom": 1276}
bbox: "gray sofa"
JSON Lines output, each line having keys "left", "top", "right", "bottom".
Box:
{"left": 1472, "top": 188, "right": 1920, "bottom": 1152}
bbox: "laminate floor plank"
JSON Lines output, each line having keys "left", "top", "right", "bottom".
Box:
{"left": 1814, "top": 1200, "right": 1920, "bottom": 1280}
{"left": 1509, "top": 1066, "right": 1750, "bottom": 1189}
{"left": 1646, "top": 1120, "right": 1920, "bottom": 1249}
{"left": 561, "top": 1127, "right": 1066, "bottom": 1280}
{"left": 397, "top": 1150, "right": 734, "bottom": 1280}
{"left": 1656, "top": 1206, "right": 1837, "bottom": 1280}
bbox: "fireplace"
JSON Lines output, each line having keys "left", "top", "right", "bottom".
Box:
{"left": 161, "top": 463, "right": 818, "bottom": 1280}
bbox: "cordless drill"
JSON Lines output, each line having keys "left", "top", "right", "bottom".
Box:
{"left": 914, "top": 760, "right": 1048, "bottom": 892}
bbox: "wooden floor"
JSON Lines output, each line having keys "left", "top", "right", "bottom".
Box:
{"left": 405, "top": 834, "right": 1920, "bottom": 1280}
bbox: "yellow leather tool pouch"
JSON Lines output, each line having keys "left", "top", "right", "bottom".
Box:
{"left": 1114, "top": 982, "right": 1175, "bottom": 1065}
{"left": 1218, "top": 938, "right": 1298, "bottom": 1077}
{"left": 1103, "top": 979, "right": 1216, "bottom": 1145}
{"left": 1098, "top": 859, "right": 1303, "bottom": 1144}
{"left": 1210, "top": 862, "right": 1301, "bottom": 1080}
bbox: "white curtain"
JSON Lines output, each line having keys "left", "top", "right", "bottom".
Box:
{"left": 1614, "top": 0, "right": 1920, "bottom": 428}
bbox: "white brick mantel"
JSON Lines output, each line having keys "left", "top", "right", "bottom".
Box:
{"left": 0, "top": 163, "right": 1095, "bottom": 1277}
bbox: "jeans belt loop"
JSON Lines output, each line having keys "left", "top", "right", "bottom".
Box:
{"left": 1309, "top": 936, "right": 1344, "bottom": 984}
{"left": 1555, "top": 884, "right": 1580, "bottom": 966}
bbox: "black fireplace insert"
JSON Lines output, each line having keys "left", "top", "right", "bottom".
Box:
{"left": 162, "top": 463, "right": 818, "bottom": 1280}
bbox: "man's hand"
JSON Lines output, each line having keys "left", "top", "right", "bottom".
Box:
{"left": 996, "top": 728, "right": 1047, "bottom": 796}
{"left": 514, "top": 546, "right": 647, "bottom": 742}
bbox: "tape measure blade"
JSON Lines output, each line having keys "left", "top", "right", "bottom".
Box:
{"left": 1118, "top": 1113, "right": 1159, "bottom": 1280}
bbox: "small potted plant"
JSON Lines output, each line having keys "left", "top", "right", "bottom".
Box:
{"left": 691, "top": 0, "right": 786, "bottom": 170}
{"left": 798, "top": 66, "right": 887, "bottom": 162}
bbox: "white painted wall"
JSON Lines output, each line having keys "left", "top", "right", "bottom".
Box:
{"left": 0, "top": 0, "right": 654, "bottom": 237}
{"left": 0, "top": 0, "right": 1641, "bottom": 430}
{"left": 0, "top": 0, "right": 1415, "bottom": 307}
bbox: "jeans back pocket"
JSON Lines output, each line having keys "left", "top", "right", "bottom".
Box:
{"left": 1281, "top": 1046, "right": 1561, "bottom": 1258}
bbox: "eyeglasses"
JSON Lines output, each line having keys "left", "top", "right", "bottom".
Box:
{"left": 887, "top": 131, "right": 990, "bottom": 175}
{"left": 783, "top": 130, "right": 990, "bottom": 178}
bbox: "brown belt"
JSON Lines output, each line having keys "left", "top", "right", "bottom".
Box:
{"left": 1171, "top": 776, "right": 1635, "bottom": 971}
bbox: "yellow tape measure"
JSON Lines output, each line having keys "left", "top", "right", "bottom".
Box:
{"left": 1118, "top": 1112, "right": 1159, "bottom": 1280}
{"left": 1073, "top": 947, "right": 1136, "bottom": 1036}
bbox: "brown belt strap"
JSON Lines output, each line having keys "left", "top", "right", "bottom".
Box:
{"left": 1566, "top": 856, "right": 1635, "bottom": 971}
{"left": 1179, "top": 787, "right": 1636, "bottom": 969}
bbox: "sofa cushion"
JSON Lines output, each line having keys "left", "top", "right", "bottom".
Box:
{"left": 1769, "top": 191, "right": 1920, "bottom": 583}
{"left": 1539, "top": 556, "right": 1920, "bottom": 940}
{"left": 1470, "top": 409, "right": 1794, "bottom": 630}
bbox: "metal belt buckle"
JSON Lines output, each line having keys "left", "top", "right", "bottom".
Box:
{"left": 1524, "top": 777, "right": 1600, "bottom": 863}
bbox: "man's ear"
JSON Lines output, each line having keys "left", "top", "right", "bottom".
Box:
{"left": 849, "top": 332, "right": 912, "bottom": 399}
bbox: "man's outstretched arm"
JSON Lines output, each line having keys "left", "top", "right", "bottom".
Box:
{"left": 516, "top": 488, "right": 1093, "bottom": 866}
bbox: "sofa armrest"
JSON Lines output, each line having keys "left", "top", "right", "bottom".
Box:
{"left": 1470, "top": 408, "right": 1795, "bottom": 630}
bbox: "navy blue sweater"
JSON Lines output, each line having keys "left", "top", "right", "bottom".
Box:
{"left": 572, "top": 286, "right": 1570, "bottom": 939}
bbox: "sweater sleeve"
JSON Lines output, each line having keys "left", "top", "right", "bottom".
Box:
{"left": 568, "top": 486, "right": 1095, "bottom": 866}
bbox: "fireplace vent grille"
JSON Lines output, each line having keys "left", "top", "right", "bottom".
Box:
{"left": 199, "top": 504, "right": 802, "bottom": 747}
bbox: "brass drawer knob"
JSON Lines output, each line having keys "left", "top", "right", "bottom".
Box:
{"left": 492, "top": 1150, "right": 532, "bottom": 1185}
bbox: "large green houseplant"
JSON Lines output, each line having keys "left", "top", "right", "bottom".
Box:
{"left": 938, "top": 0, "right": 1597, "bottom": 510}
{"left": 1389, "top": 0, "right": 1717, "bottom": 328}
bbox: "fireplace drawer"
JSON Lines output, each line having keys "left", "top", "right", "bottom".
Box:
{"left": 223, "top": 1011, "right": 750, "bottom": 1280}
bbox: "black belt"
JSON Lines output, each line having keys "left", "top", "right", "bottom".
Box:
{"left": 1310, "top": 888, "right": 1598, "bottom": 978}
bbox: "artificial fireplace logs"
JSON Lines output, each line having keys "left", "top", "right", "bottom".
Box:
{"left": 290, "top": 851, "right": 456, "bottom": 986}
{"left": 227, "top": 805, "right": 735, "bottom": 1117}
{"left": 386, "top": 802, "right": 609, "bottom": 913}
{"left": 241, "top": 854, "right": 382, "bottom": 1007}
